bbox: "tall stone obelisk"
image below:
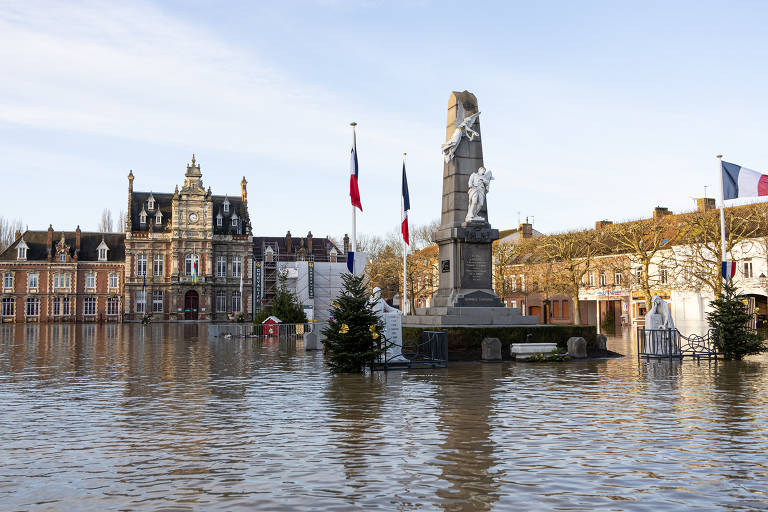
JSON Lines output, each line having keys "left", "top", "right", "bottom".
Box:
{"left": 432, "top": 91, "right": 504, "bottom": 308}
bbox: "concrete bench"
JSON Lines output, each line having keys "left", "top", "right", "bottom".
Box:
{"left": 510, "top": 343, "right": 558, "bottom": 361}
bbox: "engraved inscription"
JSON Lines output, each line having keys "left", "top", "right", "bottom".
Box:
{"left": 464, "top": 255, "right": 488, "bottom": 281}
{"left": 441, "top": 260, "right": 450, "bottom": 273}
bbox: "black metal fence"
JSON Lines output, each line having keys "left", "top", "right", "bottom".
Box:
{"left": 637, "top": 328, "right": 718, "bottom": 360}
{"left": 373, "top": 330, "right": 448, "bottom": 371}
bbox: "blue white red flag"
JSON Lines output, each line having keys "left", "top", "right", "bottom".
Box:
{"left": 401, "top": 162, "right": 410, "bottom": 245}
{"left": 350, "top": 130, "right": 362, "bottom": 211}
{"left": 722, "top": 161, "right": 768, "bottom": 200}
{"left": 721, "top": 260, "right": 737, "bottom": 281}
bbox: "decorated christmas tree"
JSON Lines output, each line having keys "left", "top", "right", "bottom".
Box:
{"left": 322, "top": 273, "right": 385, "bottom": 373}
{"left": 707, "top": 280, "right": 766, "bottom": 360}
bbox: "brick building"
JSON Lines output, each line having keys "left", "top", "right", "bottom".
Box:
{"left": 124, "top": 155, "right": 252, "bottom": 322}
{"left": 0, "top": 227, "right": 125, "bottom": 323}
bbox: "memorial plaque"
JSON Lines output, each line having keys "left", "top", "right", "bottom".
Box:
{"left": 441, "top": 260, "right": 450, "bottom": 273}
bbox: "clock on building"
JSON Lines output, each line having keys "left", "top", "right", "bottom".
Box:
{"left": 189, "top": 213, "right": 198, "bottom": 223}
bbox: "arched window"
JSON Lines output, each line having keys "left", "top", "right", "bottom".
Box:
{"left": 184, "top": 253, "right": 199, "bottom": 276}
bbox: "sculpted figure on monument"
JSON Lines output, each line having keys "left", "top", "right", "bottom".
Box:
{"left": 441, "top": 102, "right": 481, "bottom": 163}
{"left": 465, "top": 167, "right": 494, "bottom": 223}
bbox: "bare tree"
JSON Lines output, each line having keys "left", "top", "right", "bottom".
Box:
{"left": 117, "top": 209, "right": 126, "bottom": 232}
{"left": 0, "top": 216, "right": 24, "bottom": 253}
{"left": 98, "top": 209, "right": 114, "bottom": 232}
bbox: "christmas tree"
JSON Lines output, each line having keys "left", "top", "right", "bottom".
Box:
{"left": 322, "top": 273, "right": 385, "bottom": 373}
{"left": 707, "top": 280, "right": 766, "bottom": 360}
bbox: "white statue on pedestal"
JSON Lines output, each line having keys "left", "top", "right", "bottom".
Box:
{"left": 644, "top": 295, "right": 678, "bottom": 355}
{"left": 465, "top": 166, "right": 494, "bottom": 223}
{"left": 441, "top": 102, "right": 481, "bottom": 163}
{"left": 369, "top": 287, "right": 407, "bottom": 363}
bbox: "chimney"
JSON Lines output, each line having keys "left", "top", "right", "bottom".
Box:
{"left": 75, "top": 225, "right": 81, "bottom": 259}
{"left": 519, "top": 218, "right": 533, "bottom": 238}
{"left": 343, "top": 233, "right": 350, "bottom": 253}
{"left": 697, "top": 197, "right": 716, "bottom": 212}
{"left": 595, "top": 220, "right": 613, "bottom": 230}
{"left": 241, "top": 176, "right": 248, "bottom": 204}
{"left": 47, "top": 225, "right": 54, "bottom": 260}
{"left": 306, "top": 231, "right": 313, "bottom": 253}
{"left": 653, "top": 206, "right": 671, "bottom": 219}
{"left": 285, "top": 231, "right": 292, "bottom": 253}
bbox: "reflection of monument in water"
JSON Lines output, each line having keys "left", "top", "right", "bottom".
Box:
{"left": 405, "top": 92, "right": 537, "bottom": 328}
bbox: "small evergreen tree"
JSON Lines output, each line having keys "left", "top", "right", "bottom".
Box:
{"left": 707, "top": 280, "right": 767, "bottom": 360}
{"left": 322, "top": 273, "right": 385, "bottom": 373}
{"left": 253, "top": 271, "right": 307, "bottom": 325}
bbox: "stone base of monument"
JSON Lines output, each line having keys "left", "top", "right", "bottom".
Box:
{"left": 404, "top": 305, "right": 538, "bottom": 327}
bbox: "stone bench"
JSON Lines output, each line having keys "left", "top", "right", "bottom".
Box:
{"left": 510, "top": 343, "right": 558, "bottom": 361}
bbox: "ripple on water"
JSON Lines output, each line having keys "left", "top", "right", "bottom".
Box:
{"left": 1, "top": 325, "right": 767, "bottom": 511}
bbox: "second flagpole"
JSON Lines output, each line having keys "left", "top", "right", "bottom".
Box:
{"left": 402, "top": 152, "right": 408, "bottom": 316}
{"left": 351, "top": 122, "right": 357, "bottom": 259}
{"left": 718, "top": 154, "right": 726, "bottom": 293}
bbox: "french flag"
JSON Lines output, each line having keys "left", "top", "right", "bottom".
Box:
{"left": 722, "top": 161, "right": 768, "bottom": 200}
{"left": 401, "top": 162, "right": 410, "bottom": 245}
{"left": 721, "top": 260, "right": 737, "bottom": 281}
{"left": 350, "top": 129, "right": 362, "bottom": 211}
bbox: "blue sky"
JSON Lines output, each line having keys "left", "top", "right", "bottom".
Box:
{"left": 2, "top": 0, "right": 768, "bottom": 240}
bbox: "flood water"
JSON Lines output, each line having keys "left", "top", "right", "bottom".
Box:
{"left": 1, "top": 324, "right": 768, "bottom": 511}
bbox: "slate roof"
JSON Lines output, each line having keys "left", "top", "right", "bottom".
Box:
{"left": 253, "top": 235, "right": 342, "bottom": 262}
{"left": 130, "top": 191, "right": 250, "bottom": 235}
{"left": 0, "top": 231, "right": 126, "bottom": 262}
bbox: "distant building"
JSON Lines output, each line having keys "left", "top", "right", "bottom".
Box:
{"left": 0, "top": 227, "right": 125, "bottom": 322}
{"left": 124, "top": 155, "right": 252, "bottom": 322}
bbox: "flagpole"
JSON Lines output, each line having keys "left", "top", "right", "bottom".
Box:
{"left": 350, "top": 122, "right": 357, "bottom": 257}
{"left": 718, "top": 154, "right": 726, "bottom": 293}
{"left": 402, "top": 152, "right": 408, "bottom": 316}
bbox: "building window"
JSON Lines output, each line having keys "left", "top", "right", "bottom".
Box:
{"left": 232, "top": 217, "right": 238, "bottom": 227}
{"left": 139, "top": 211, "right": 147, "bottom": 224}
{"left": 85, "top": 273, "right": 96, "bottom": 289}
{"left": 232, "top": 291, "right": 241, "bottom": 313}
{"left": 562, "top": 301, "right": 570, "bottom": 318}
{"left": 155, "top": 212, "right": 162, "bottom": 224}
{"left": 744, "top": 261, "right": 754, "bottom": 278}
{"left": 28, "top": 272, "right": 38, "bottom": 290}
{"left": 59, "top": 252, "right": 66, "bottom": 262}
{"left": 3, "top": 272, "right": 13, "bottom": 289}
{"left": 588, "top": 273, "right": 595, "bottom": 287}
{"left": 153, "top": 254, "right": 164, "bottom": 276}
{"left": 17, "top": 246, "right": 26, "bottom": 260}
{"left": 265, "top": 247, "right": 274, "bottom": 263}
{"left": 135, "top": 290, "right": 146, "bottom": 313}
{"left": 25, "top": 297, "right": 39, "bottom": 317}
{"left": 147, "top": 197, "right": 155, "bottom": 210}
{"left": 152, "top": 290, "right": 163, "bottom": 313}
{"left": 216, "top": 256, "right": 226, "bottom": 277}
{"left": 99, "top": 248, "right": 107, "bottom": 261}
{"left": 217, "top": 215, "right": 223, "bottom": 227}
{"left": 216, "top": 291, "right": 226, "bottom": 312}
{"left": 660, "top": 267, "right": 668, "bottom": 285}
{"left": 520, "top": 275, "right": 525, "bottom": 292}
{"left": 599, "top": 273, "right": 606, "bottom": 286}
{"left": 634, "top": 267, "right": 642, "bottom": 283}
{"left": 137, "top": 254, "right": 147, "bottom": 276}
{"left": 107, "top": 297, "right": 119, "bottom": 316}
{"left": 614, "top": 272, "right": 622, "bottom": 285}
{"left": 53, "top": 297, "right": 60, "bottom": 316}
{"left": 232, "top": 258, "right": 242, "bottom": 278}
{"left": 83, "top": 297, "right": 97, "bottom": 316}
{"left": 54, "top": 273, "right": 71, "bottom": 289}
{"left": 185, "top": 254, "right": 199, "bottom": 276}
{"left": 2, "top": 297, "right": 14, "bottom": 317}
{"left": 109, "top": 273, "right": 118, "bottom": 289}
{"left": 553, "top": 300, "right": 561, "bottom": 318}
{"left": 62, "top": 297, "right": 70, "bottom": 315}
{"left": 223, "top": 200, "right": 230, "bottom": 214}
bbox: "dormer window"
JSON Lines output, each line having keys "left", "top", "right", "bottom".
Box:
{"left": 16, "top": 240, "right": 28, "bottom": 260}
{"left": 97, "top": 239, "right": 109, "bottom": 261}
{"left": 139, "top": 208, "right": 147, "bottom": 224}
{"left": 265, "top": 246, "right": 274, "bottom": 263}
{"left": 155, "top": 211, "right": 162, "bottom": 224}
{"left": 329, "top": 247, "right": 338, "bottom": 263}
{"left": 232, "top": 217, "right": 238, "bottom": 227}
{"left": 59, "top": 252, "right": 66, "bottom": 263}
{"left": 147, "top": 194, "right": 155, "bottom": 211}
{"left": 223, "top": 199, "right": 230, "bottom": 214}
{"left": 217, "top": 213, "right": 223, "bottom": 227}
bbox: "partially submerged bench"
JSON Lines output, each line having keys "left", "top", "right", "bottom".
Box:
{"left": 510, "top": 343, "right": 558, "bottom": 361}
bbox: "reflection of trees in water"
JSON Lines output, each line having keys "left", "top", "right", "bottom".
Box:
{"left": 432, "top": 363, "right": 502, "bottom": 512}
{"left": 324, "top": 372, "right": 385, "bottom": 494}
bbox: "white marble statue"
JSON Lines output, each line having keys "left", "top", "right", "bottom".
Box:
{"left": 465, "top": 166, "right": 494, "bottom": 223}
{"left": 369, "top": 287, "right": 407, "bottom": 363}
{"left": 644, "top": 295, "right": 678, "bottom": 355}
{"left": 441, "top": 102, "right": 481, "bottom": 163}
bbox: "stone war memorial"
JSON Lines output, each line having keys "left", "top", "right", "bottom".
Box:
{"left": 405, "top": 91, "right": 538, "bottom": 329}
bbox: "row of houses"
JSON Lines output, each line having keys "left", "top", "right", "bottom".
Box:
{"left": 0, "top": 157, "right": 344, "bottom": 324}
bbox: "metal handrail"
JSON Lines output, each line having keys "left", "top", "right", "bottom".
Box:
{"left": 637, "top": 327, "right": 718, "bottom": 360}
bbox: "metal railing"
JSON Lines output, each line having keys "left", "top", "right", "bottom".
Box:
{"left": 637, "top": 328, "right": 718, "bottom": 360}
{"left": 373, "top": 330, "right": 448, "bottom": 370}
{"left": 208, "top": 322, "right": 312, "bottom": 339}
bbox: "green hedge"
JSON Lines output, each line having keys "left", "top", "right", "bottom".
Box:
{"left": 402, "top": 325, "right": 597, "bottom": 361}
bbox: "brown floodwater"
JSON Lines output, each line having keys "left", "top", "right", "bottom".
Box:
{"left": 1, "top": 324, "right": 767, "bottom": 511}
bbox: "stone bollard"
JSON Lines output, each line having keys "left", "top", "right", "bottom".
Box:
{"left": 595, "top": 334, "right": 607, "bottom": 352}
{"left": 567, "top": 337, "right": 587, "bottom": 358}
{"left": 481, "top": 337, "right": 502, "bottom": 361}
{"left": 304, "top": 331, "right": 322, "bottom": 351}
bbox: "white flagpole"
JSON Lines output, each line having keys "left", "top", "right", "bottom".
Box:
{"left": 718, "top": 154, "right": 726, "bottom": 292}
{"left": 350, "top": 122, "right": 357, "bottom": 259}
{"left": 402, "top": 152, "right": 408, "bottom": 316}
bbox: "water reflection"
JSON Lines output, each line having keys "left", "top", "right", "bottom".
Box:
{"left": 1, "top": 325, "right": 767, "bottom": 510}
